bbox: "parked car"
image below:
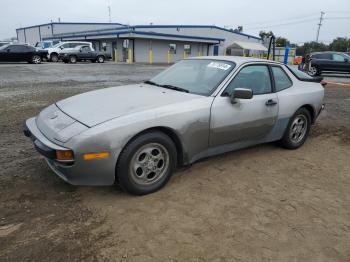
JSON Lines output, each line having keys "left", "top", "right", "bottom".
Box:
{"left": 0, "top": 41, "right": 11, "bottom": 47}
{"left": 46, "top": 41, "right": 93, "bottom": 62}
{"left": 0, "top": 44, "right": 48, "bottom": 64}
{"left": 24, "top": 57, "right": 324, "bottom": 195}
{"left": 309, "top": 51, "right": 350, "bottom": 76}
{"left": 59, "top": 45, "right": 110, "bottom": 63}
{"left": 35, "top": 40, "right": 60, "bottom": 49}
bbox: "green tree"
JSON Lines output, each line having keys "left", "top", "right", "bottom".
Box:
{"left": 259, "top": 30, "right": 274, "bottom": 39}
{"left": 328, "top": 37, "right": 350, "bottom": 52}
{"left": 275, "top": 37, "right": 290, "bottom": 47}
{"left": 296, "top": 41, "right": 328, "bottom": 56}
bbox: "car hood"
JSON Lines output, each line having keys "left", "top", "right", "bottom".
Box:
{"left": 56, "top": 84, "right": 201, "bottom": 127}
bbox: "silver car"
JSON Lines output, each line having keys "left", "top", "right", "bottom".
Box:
{"left": 24, "top": 57, "right": 325, "bottom": 195}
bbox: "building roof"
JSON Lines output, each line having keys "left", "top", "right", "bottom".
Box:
{"left": 16, "top": 22, "right": 261, "bottom": 40}
{"left": 43, "top": 29, "right": 225, "bottom": 43}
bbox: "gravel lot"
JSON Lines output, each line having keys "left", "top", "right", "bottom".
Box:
{"left": 0, "top": 62, "right": 349, "bottom": 262}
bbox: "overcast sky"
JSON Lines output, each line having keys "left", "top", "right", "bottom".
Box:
{"left": 1, "top": 0, "right": 349, "bottom": 43}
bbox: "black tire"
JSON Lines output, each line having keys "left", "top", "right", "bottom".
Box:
{"left": 50, "top": 53, "right": 59, "bottom": 62}
{"left": 97, "top": 55, "right": 105, "bottom": 63}
{"left": 116, "top": 131, "right": 177, "bottom": 195}
{"left": 31, "top": 55, "right": 41, "bottom": 64}
{"left": 308, "top": 65, "right": 320, "bottom": 76}
{"left": 69, "top": 55, "right": 77, "bottom": 64}
{"left": 280, "top": 108, "right": 311, "bottom": 149}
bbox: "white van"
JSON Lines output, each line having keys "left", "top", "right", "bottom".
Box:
{"left": 46, "top": 41, "right": 94, "bottom": 62}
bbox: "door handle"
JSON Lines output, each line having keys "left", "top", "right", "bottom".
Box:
{"left": 265, "top": 99, "right": 278, "bottom": 106}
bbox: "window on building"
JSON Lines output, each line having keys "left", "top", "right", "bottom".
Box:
{"left": 271, "top": 66, "right": 293, "bottom": 92}
{"left": 169, "top": 44, "right": 176, "bottom": 54}
{"left": 184, "top": 44, "right": 191, "bottom": 55}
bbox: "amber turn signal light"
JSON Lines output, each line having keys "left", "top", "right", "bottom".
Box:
{"left": 56, "top": 150, "right": 74, "bottom": 161}
{"left": 83, "top": 152, "right": 109, "bottom": 160}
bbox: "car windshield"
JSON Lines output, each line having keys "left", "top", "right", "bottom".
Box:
{"left": 148, "top": 59, "right": 235, "bottom": 96}
{"left": 286, "top": 65, "right": 313, "bottom": 79}
{"left": 0, "top": 44, "right": 10, "bottom": 50}
{"left": 51, "top": 42, "right": 62, "bottom": 48}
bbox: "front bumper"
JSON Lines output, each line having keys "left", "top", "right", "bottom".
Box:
{"left": 24, "top": 117, "right": 116, "bottom": 186}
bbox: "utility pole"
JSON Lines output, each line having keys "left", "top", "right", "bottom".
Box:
{"left": 108, "top": 6, "right": 112, "bottom": 23}
{"left": 316, "top": 11, "right": 325, "bottom": 43}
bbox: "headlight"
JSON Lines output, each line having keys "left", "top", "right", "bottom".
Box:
{"left": 56, "top": 150, "right": 74, "bottom": 161}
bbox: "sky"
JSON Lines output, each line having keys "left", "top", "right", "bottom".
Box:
{"left": 0, "top": 0, "right": 349, "bottom": 44}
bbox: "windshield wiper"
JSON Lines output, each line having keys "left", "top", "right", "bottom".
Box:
{"left": 158, "top": 84, "right": 189, "bottom": 93}
{"left": 144, "top": 80, "right": 160, "bottom": 86}
{"left": 144, "top": 81, "right": 189, "bottom": 93}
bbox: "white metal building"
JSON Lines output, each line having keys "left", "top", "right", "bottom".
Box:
{"left": 16, "top": 22, "right": 265, "bottom": 63}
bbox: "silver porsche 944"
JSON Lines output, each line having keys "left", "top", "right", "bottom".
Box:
{"left": 24, "top": 57, "right": 325, "bottom": 195}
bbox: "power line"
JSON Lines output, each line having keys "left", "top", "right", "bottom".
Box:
{"left": 242, "top": 12, "right": 320, "bottom": 26}
{"left": 245, "top": 18, "right": 319, "bottom": 30}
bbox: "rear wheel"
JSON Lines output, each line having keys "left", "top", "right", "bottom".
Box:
{"left": 50, "top": 53, "right": 59, "bottom": 62}
{"left": 97, "top": 56, "right": 105, "bottom": 63}
{"left": 31, "top": 55, "right": 41, "bottom": 64}
{"left": 280, "top": 108, "right": 311, "bottom": 149}
{"left": 116, "top": 131, "right": 177, "bottom": 195}
{"left": 69, "top": 55, "right": 77, "bottom": 64}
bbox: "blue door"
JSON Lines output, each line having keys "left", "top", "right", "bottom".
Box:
{"left": 213, "top": 45, "right": 219, "bottom": 56}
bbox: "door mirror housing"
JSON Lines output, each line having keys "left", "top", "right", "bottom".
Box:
{"left": 230, "top": 88, "right": 253, "bottom": 104}
{"left": 344, "top": 58, "right": 349, "bottom": 63}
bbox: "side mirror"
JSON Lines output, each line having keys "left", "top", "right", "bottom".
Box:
{"left": 6, "top": 49, "right": 10, "bottom": 53}
{"left": 79, "top": 48, "right": 82, "bottom": 52}
{"left": 344, "top": 58, "right": 349, "bottom": 63}
{"left": 230, "top": 88, "right": 253, "bottom": 104}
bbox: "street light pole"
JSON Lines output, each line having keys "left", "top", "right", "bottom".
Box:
{"left": 316, "top": 11, "right": 325, "bottom": 43}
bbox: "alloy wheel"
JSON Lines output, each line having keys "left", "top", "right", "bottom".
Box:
{"left": 289, "top": 115, "right": 308, "bottom": 144}
{"left": 129, "top": 143, "right": 170, "bottom": 186}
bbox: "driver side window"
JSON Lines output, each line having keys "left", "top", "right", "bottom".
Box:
{"left": 223, "top": 65, "right": 272, "bottom": 96}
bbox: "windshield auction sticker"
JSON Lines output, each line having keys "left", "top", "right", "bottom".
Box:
{"left": 207, "top": 62, "right": 232, "bottom": 71}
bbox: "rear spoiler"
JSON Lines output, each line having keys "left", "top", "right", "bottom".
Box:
{"left": 297, "top": 76, "right": 326, "bottom": 87}
{"left": 297, "top": 76, "right": 323, "bottom": 83}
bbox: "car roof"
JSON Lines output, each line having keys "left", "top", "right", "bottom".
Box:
{"left": 189, "top": 56, "right": 284, "bottom": 66}
{"left": 311, "top": 51, "right": 344, "bottom": 55}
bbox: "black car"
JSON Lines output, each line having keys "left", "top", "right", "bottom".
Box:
{"left": 0, "top": 44, "right": 48, "bottom": 64}
{"left": 309, "top": 51, "right": 350, "bottom": 76}
{"left": 59, "top": 45, "right": 110, "bottom": 63}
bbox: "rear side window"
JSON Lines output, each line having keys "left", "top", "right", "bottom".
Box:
{"left": 332, "top": 54, "right": 346, "bottom": 62}
{"left": 272, "top": 66, "right": 292, "bottom": 92}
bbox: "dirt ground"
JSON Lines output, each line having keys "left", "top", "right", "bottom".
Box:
{"left": 0, "top": 62, "right": 349, "bottom": 262}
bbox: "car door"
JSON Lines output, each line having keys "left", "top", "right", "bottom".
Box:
{"left": 210, "top": 64, "right": 278, "bottom": 147}
{"left": 331, "top": 53, "right": 349, "bottom": 72}
{"left": 3, "top": 45, "right": 22, "bottom": 61}
{"left": 80, "top": 46, "right": 93, "bottom": 60}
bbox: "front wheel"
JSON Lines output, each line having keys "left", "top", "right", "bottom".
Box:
{"left": 31, "top": 55, "right": 41, "bottom": 64}
{"left": 280, "top": 108, "right": 311, "bottom": 149}
{"left": 116, "top": 131, "right": 177, "bottom": 195}
{"left": 308, "top": 66, "right": 320, "bottom": 76}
